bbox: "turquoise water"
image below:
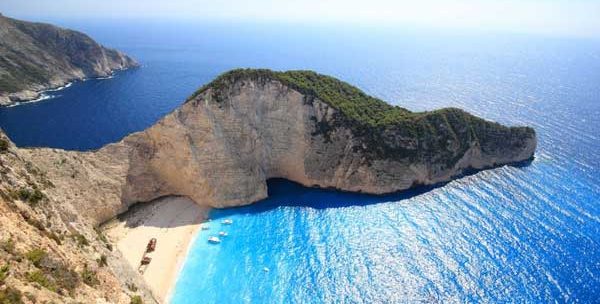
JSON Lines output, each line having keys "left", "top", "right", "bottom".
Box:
{"left": 0, "top": 21, "right": 598, "bottom": 302}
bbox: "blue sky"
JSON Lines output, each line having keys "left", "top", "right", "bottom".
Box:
{"left": 2, "top": 0, "right": 600, "bottom": 38}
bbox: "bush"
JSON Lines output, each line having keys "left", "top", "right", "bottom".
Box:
{"left": 97, "top": 255, "right": 107, "bottom": 267}
{"left": 0, "top": 286, "right": 23, "bottom": 304}
{"left": 71, "top": 233, "right": 89, "bottom": 248}
{"left": 0, "top": 239, "right": 15, "bottom": 255}
{"left": 16, "top": 188, "right": 45, "bottom": 205}
{"left": 26, "top": 270, "right": 56, "bottom": 292}
{"left": 25, "top": 249, "right": 47, "bottom": 268}
{"left": 130, "top": 295, "right": 143, "bottom": 304}
{"left": 0, "top": 138, "right": 8, "bottom": 153}
{"left": 0, "top": 265, "right": 9, "bottom": 284}
{"left": 80, "top": 267, "right": 98, "bottom": 287}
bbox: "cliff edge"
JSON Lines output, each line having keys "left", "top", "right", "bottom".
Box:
{"left": 113, "top": 69, "right": 536, "bottom": 214}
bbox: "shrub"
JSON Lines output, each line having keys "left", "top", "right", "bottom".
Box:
{"left": 0, "top": 138, "right": 8, "bottom": 153}
{"left": 0, "top": 265, "right": 9, "bottom": 284}
{"left": 97, "top": 255, "right": 107, "bottom": 267}
{"left": 0, "top": 239, "right": 15, "bottom": 255}
{"left": 26, "top": 270, "right": 56, "bottom": 292}
{"left": 130, "top": 295, "right": 143, "bottom": 304}
{"left": 71, "top": 233, "right": 89, "bottom": 248}
{"left": 80, "top": 267, "right": 98, "bottom": 287}
{"left": 25, "top": 249, "right": 47, "bottom": 268}
{"left": 0, "top": 286, "right": 23, "bottom": 304}
{"left": 16, "top": 188, "right": 45, "bottom": 205}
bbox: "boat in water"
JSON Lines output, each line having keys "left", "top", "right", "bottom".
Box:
{"left": 208, "top": 236, "right": 221, "bottom": 244}
{"left": 221, "top": 219, "right": 233, "bottom": 225}
{"left": 219, "top": 231, "right": 228, "bottom": 237}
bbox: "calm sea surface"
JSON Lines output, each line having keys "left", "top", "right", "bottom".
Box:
{"left": 0, "top": 20, "right": 599, "bottom": 303}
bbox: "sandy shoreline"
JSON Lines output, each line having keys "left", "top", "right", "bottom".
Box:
{"left": 103, "top": 196, "right": 208, "bottom": 303}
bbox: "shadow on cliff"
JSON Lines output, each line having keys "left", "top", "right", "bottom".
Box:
{"left": 208, "top": 159, "right": 534, "bottom": 220}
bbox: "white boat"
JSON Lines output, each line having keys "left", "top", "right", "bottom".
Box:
{"left": 221, "top": 219, "right": 233, "bottom": 225}
{"left": 263, "top": 267, "right": 270, "bottom": 272}
{"left": 208, "top": 237, "right": 221, "bottom": 244}
{"left": 219, "top": 231, "right": 228, "bottom": 237}
{"left": 201, "top": 225, "right": 209, "bottom": 230}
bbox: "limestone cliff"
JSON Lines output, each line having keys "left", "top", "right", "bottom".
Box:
{"left": 110, "top": 69, "right": 536, "bottom": 215}
{"left": 0, "top": 14, "right": 138, "bottom": 106}
{"left": 0, "top": 69, "right": 536, "bottom": 302}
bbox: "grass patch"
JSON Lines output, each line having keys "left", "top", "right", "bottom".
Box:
{"left": 0, "top": 265, "right": 9, "bottom": 284}
{"left": 130, "top": 295, "right": 143, "bottom": 304}
{"left": 80, "top": 266, "right": 99, "bottom": 287}
{"left": 25, "top": 249, "right": 47, "bottom": 268}
{"left": 26, "top": 270, "right": 56, "bottom": 292}
{"left": 0, "top": 286, "right": 23, "bottom": 304}
{"left": 0, "top": 139, "right": 9, "bottom": 153}
{"left": 16, "top": 188, "right": 45, "bottom": 206}
{"left": 71, "top": 233, "right": 89, "bottom": 248}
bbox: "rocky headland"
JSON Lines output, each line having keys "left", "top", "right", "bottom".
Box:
{"left": 0, "top": 69, "right": 536, "bottom": 303}
{"left": 0, "top": 14, "right": 138, "bottom": 106}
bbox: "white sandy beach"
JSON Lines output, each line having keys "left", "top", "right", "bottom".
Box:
{"left": 104, "top": 197, "right": 208, "bottom": 303}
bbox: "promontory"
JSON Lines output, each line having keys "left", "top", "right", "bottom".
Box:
{"left": 0, "top": 13, "right": 138, "bottom": 106}
{"left": 0, "top": 69, "right": 536, "bottom": 303}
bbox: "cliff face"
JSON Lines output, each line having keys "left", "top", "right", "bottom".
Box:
{"left": 0, "top": 14, "right": 138, "bottom": 106}
{"left": 111, "top": 70, "right": 535, "bottom": 213}
{"left": 0, "top": 69, "right": 536, "bottom": 302}
{"left": 0, "top": 132, "right": 155, "bottom": 304}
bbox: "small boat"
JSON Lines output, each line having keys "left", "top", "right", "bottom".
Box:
{"left": 221, "top": 219, "right": 233, "bottom": 225}
{"left": 201, "top": 225, "right": 210, "bottom": 230}
{"left": 208, "top": 236, "right": 221, "bottom": 244}
{"left": 146, "top": 238, "right": 157, "bottom": 252}
{"left": 141, "top": 256, "right": 152, "bottom": 265}
{"left": 263, "top": 267, "right": 270, "bottom": 272}
{"left": 218, "top": 231, "right": 228, "bottom": 237}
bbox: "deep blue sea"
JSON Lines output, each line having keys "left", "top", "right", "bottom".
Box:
{"left": 0, "top": 20, "right": 599, "bottom": 303}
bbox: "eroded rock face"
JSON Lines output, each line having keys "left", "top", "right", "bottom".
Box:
{"left": 111, "top": 76, "right": 536, "bottom": 216}
{"left": 22, "top": 71, "right": 536, "bottom": 226}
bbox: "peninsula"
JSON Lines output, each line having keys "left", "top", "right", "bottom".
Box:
{"left": 0, "top": 69, "right": 536, "bottom": 303}
{"left": 0, "top": 14, "right": 138, "bottom": 106}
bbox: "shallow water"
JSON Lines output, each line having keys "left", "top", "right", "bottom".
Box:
{"left": 0, "top": 21, "right": 598, "bottom": 302}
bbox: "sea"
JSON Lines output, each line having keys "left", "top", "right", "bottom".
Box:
{"left": 0, "top": 20, "right": 598, "bottom": 303}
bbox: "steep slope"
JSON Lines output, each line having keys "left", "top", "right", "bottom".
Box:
{"left": 0, "top": 13, "right": 138, "bottom": 106}
{"left": 0, "top": 133, "right": 156, "bottom": 303}
{"left": 20, "top": 69, "right": 535, "bottom": 226}
{"left": 1, "top": 69, "right": 536, "bottom": 302}
{"left": 112, "top": 69, "right": 535, "bottom": 213}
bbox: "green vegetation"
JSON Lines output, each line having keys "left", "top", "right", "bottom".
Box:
{"left": 0, "top": 286, "right": 23, "bottom": 304}
{"left": 25, "top": 249, "right": 47, "bottom": 268}
{"left": 16, "top": 188, "right": 45, "bottom": 206}
{"left": 97, "top": 254, "right": 107, "bottom": 267}
{"left": 80, "top": 267, "right": 99, "bottom": 287}
{"left": 0, "top": 265, "right": 9, "bottom": 284}
{"left": 0, "top": 138, "right": 8, "bottom": 153}
{"left": 25, "top": 248, "right": 79, "bottom": 293}
{"left": 0, "top": 239, "right": 16, "bottom": 255}
{"left": 188, "top": 69, "right": 535, "bottom": 164}
{"left": 71, "top": 233, "right": 89, "bottom": 248}
{"left": 188, "top": 69, "right": 414, "bottom": 127}
{"left": 130, "top": 295, "right": 143, "bottom": 304}
{"left": 26, "top": 270, "right": 56, "bottom": 291}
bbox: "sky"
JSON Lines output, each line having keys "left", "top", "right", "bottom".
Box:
{"left": 1, "top": 0, "right": 600, "bottom": 38}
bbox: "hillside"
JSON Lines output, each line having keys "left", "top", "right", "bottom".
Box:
{"left": 0, "top": 14, "right": 138, "bottom": 106}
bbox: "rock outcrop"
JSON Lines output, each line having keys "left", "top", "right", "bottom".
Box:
{"left": 0, "top": 14, "right": 138, "bottom": 106}
{"left": 0, "top": 69, "right": 536, "bottom": 302}
{"left": 25, "top": 69, "right": 535, "bottom": 225}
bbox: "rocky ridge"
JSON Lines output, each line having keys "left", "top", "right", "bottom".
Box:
{"left": 0, "top": 14, "right": 138, "bottom": 106}
{"left": 0, "top": 69, "right": 536, "bottom": 303}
